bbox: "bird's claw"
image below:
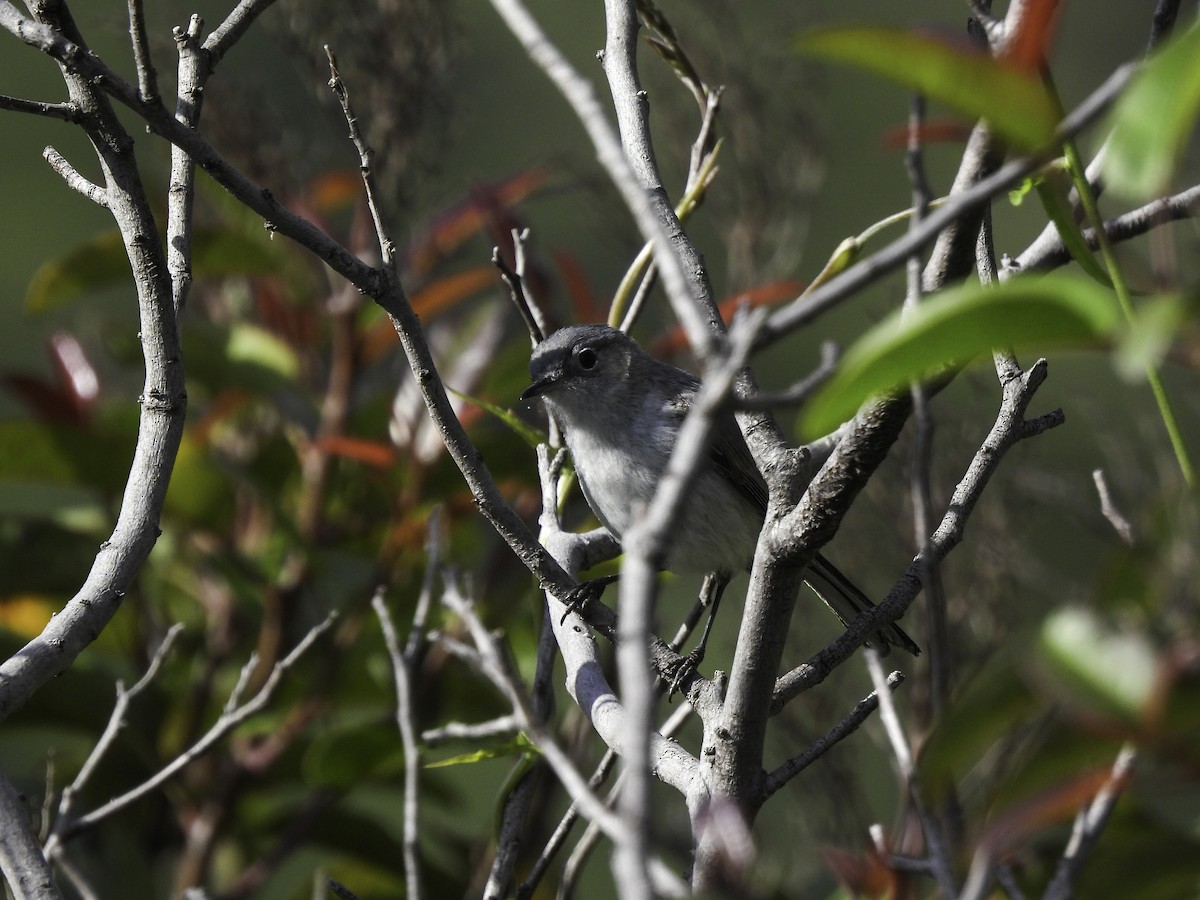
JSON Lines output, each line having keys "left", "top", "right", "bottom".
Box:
{"left": 559, "top": 574, "right": 619, "bottom": 625}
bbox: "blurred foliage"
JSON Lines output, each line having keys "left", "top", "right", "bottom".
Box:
{"left": 0, "top": 1, "right": 1198, "bottom": 899}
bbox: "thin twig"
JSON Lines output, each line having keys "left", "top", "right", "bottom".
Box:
{"left": 0, "top": 93, "right": 76, "bottom": 120}
{"left": 126, "top": 0, "right": 158, "bottom": 104}
{"left": 865, "top": 649, "right": 958, "bottom": 897}
{"left": 0, "top": 763, "right": 62, "bottom": 899}
{"left": 1092, "top": 469, "right": 1135, "bottom": 546}
{"left": 486, "top": 0, "right": 717, "bottom": 359}
{"left": 421, "top": 716, "right": 520, "bottom": 747}
{"left": 759, "top": 62, "right": 1135, "bottom": 348}
{"left": 1041, "top": 744, "right": 1136, "bottom": 900}
{"left": 733, "top": 341, "right": 839, "bottom": 411}
{"left": 762, "top": 671, "right": 904, "bottom": 798}
{"left": 42, "top": 146, "right": 108, "bottom": 208}
{"left": 372, "top": 589, "right": 423, "bottom": 900}
{"left": 493, "top": 228, "right": 545, "bottom": 345}
{"left": 55, "top": 615, "right": 335, "bottom": 840}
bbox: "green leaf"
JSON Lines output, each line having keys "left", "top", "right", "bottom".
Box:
{"left": 447, "top": 386, "right": 546, "bottom": 449}
{"left": 425, "top": 733, "right": 538, "bottom": 769}
{"left": 1115, "top": 293, "right": 1191, "bottom": 379}
{"left": 797, "top": 26, "right": 1059, "bottom": 150}
{"left": 1032, "top": 160, "right": 1112, "bottom": 286}
{"left": 1105, "top": 23, "right": 1200, "bottom": 199}
{"left": 800, "top": 274, "right": 1119, "bottom": 437}
{"left": 225, "top": 322, "right": 301, "bottom": 382}
{"left": 1038, "top": 607, "right": 1158, "bottom": 718}
{"left": 25, "top": 231, "right": 132, "bottom": 312}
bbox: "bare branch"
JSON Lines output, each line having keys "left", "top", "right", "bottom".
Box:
{"left": 125, "top": 0, "right": 157, "bottom": 103}
{"left": 1092, "top": 469, "right": 1136, "bottom": 546}
{"left": 1041, "top": 745, "right": 1137, "bottom": 900}
{"left": 0, "top": 93, "right": 75, "bottom": 120}
{"left": 0, "top": 764, "right": 61, "bottom": 900}
{"left": 44, "top": 625, "right": 183, "bottom": 860}
{"left": 761, "top": 671, "right": 904, "bottom": 799}
{"left": 865, "top": 650, "right": 957, "bottom": 897}
{"left": 486, "top": 0, "right": 716, "bottom": 358}
{"left": 372, "top": 590, "right": 423, "bottom": 900}
{"left": 54, "top": 615, "right": 335, "bottom": 841}
{"left": 41, "top": 146, "right": 107, "bottom": 207}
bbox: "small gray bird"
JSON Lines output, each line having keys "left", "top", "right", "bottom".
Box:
{"left": 521, "top": 323, "right": 919, "bottom": 656}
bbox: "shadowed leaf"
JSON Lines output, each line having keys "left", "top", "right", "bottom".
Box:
{"left": 798, "top": 26, "right": 1060, "bottom": 150}
{"left": 1104, "top": 23, "right": 1200, "bottom": 199}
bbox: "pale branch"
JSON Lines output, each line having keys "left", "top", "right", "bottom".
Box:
{"left": 772, "top": 356, "right": 1061, "bottom": 712}
{"left": 202, "top": 0, "right": 281, "bottom": 67}
{"left": 1041, "top": 744, "right": 1137, "bottom": 900}
{"left": 614, "top": 308, "right": 766, "bottom": 897}
{"left": 759, "top": 62, "right": 1135, "bottom": 349}
{"left": 0, "top": 92, "right": 76, "bottom": 120}
{"left": 761, "top": 671, "right": 904, "bottom": 799}
{"left": 485, "top": 607, "right": 560, "bottom": 898}
{"left": 534, "top": 446, "right": 701, "bottom": 797}
{"left": 43, "top": 625, "right": 184, "bottom": 861}
{"left": 1092, "top": 469, "right": 1136, "bottom": 546}
{"left": 404, "top": 506, "right": 442, "bottom": 667}
{"left": 0, "top": 764, "right": 61, "bottom": 900}
{"left": 41, "top": 146, "right": 107, "bottom": 207}
{"left": 1015, "top": 183, "right": 1200, "bottom": 273}
{"left": 0, "top": 0, "right": 186, "bottom": 727}
{"left": 903, "top": 92, "right": 951, "bottom": 718}
{"left": 371, "top": 591, "right": 423, "bottom": 900}
{"left": 493, "top": 228, "right": 546, "bottom": 345}
{"left": 421, "top": 716, "right": 520, "bottom": 747}
{"left": 325, "top": 45, "right": 395, "bottom": 273}
{"left": 125, "top": 0, "right": 156, "bottom": 103}
{"left": 167, "top": 14, "right": 204, "bottom": 322}
{"left": 865, "top": 650, "right": 957, "bottom": 897}
{"left": 437, "top": 577, "right": 688, "bottom": 898}
{"left": 524, "top": 701, "right": 694, "bottom": 900}
{"left": 54, "top": 615, "right": 335, "bottom": 841}
{"left": 733, "top": 340, "right": 839, "bottom": 411}
{"left": 487, "top": 0, "right": 715, "bottom": 360}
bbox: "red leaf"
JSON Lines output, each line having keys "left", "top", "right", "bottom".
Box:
{"left": 1001, "top": 0, "right": 1063, "bottom": 73}
{"left": 312, "top": 435, "right": 396, "bottom": 468}
{"left": 648, "top": 280, "right": 805, "bottom": 357}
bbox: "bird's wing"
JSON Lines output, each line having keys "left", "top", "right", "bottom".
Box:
{"left": 664, "top": 384, "right": 769, "bottom": 516}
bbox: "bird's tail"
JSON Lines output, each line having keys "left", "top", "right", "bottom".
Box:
{"left": 803, "top": 553, "right": 921, "bottom": 656}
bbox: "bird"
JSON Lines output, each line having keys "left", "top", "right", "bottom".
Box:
{"left": 521, "top": 323, "right": 919, "bottom": 657}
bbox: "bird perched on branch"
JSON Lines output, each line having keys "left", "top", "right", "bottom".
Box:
{"left": 522, "top": 323, "right": 919, "bottom": 657}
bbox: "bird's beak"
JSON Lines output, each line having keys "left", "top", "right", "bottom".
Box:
{"left": 520, "top": 371, "right": 559, "bottom": 401}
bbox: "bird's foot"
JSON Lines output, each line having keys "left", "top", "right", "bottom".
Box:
{"left": 559, "top": 574, "right": 620, "bottom": 625}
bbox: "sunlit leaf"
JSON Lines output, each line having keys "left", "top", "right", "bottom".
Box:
{"left": 1039, "top": 606, "right": 1159, "bottom": 718}
{"left": 801, "top": 274, "right": 1119, "bottom": 437}
{"left": 225, "top": 322, "right": 301, "bottom": 382}
{"left": 798, "top": 26, "right": 1060, "bottom": 150}
{"left": 426, "top": 733, "right": 538, "bottom": 768}
{"left": 1105, "top": 23, "right": 1200, "bottom": 199}
{"left": 1031, "top": 160, "right": 1112, "bottom": 286}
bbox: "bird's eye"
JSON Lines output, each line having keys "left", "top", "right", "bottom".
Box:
{"left": 577, "top": 347, "right": 598, "bottom": 370}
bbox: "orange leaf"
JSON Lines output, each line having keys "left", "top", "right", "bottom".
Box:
{"left": 553, "top": 249, "right": 603, "bottom": 324}
{"left": 880, "top": 119, "right": 973, "bottom": 149}
{"left": 1001, "top": 0, "right": 1062, "bottom": 73}
{"left": 408, "top": 167, "right": 555, "bottom": 276}
{"left": 648, "top": 280, "right": 805, "bottom": 356}
{"left": 312, "top": 435, "right": 396, "bottom": 468}
{"left": 308, "top": 169, "right": 364, "bottom": 214}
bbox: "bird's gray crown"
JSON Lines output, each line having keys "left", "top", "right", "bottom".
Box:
{"left": 521, "top": 324, "right": 637, "bottom": 402}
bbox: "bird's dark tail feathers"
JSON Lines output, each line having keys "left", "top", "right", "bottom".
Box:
{"left": 803, "top": 553, "right": 921, "bottom": 656}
